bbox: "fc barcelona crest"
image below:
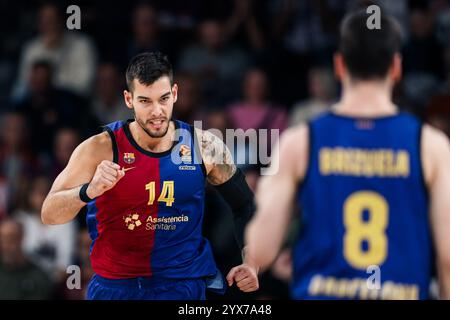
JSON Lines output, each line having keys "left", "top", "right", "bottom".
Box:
{"left": 123, "top": 152, "right": 135, "bottom": 164}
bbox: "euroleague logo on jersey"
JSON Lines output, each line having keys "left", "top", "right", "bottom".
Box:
{"left": 178, "top": 144, "right": 196, "bottom": 171}
{"left": 179, "top": 145, "right": 192, "bottom": 163}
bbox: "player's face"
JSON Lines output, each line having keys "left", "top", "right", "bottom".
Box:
{"left": 124, "top": 76, "right": 177, "bottom": 138}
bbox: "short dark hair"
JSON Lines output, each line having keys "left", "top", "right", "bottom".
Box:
{"left": 125, "top": 52, "right": 173, "bottom": 92}
{"left": 339, "top": 9, "right": 403, "bottom": 80}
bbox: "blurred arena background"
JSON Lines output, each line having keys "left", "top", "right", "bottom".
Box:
{"left": 0, "top": 0, "right": 449, "bottom": 299}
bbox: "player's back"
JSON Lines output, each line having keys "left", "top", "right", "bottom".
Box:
{"left": 294, "top": 111, "right": 433, "bottom": 300}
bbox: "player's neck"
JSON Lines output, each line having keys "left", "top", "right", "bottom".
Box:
{"left": 333, "top": 81, "right": 397, "bottom": 117}
{"left": 130, "top": 120, "right": 176, "bottom": 153}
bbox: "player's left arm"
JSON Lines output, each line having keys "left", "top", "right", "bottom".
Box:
{"left": 196, "top": 128, "right": 258, "bottom": 292}
{"left": 197, "top": 128, "right": 253, "bottom": 249}
{"left": 422, "top": 125, "right": 450, "bottom": 299}
{"left": 245, "top": 125, "right": 308, "bottom": 273}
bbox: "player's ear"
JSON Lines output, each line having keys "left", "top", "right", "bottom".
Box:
{"left": 389, "top": 53, "right": 402, "bottom": 84}
{"left": 171, "top": 83, "right": 178, "bottom": 104}
{"left": 124, "top": 90, "right": 133, "bottom": 110}
{"left": 333, "top": 53, "right": 346, "bottom": 82}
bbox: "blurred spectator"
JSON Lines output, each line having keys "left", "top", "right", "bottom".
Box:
{"left": 401, "top": 7, "right": 444, "bottom": 112}
{"left": 41, "top": 127, "right": 86, "bottom": 230}
{"left": 0, "top": 218, "right": 52, "bottom": 299}
{"left": 289, "top": 67, "right": 337, "bottom": 125}
{"left": 271, "top": 0, "right": 341, "bottom": 55}
{"left": 228, "top": 68, "right": 287, "bottom": 131}
{"left": 204, "top": 108, "right": 231, "bottom": 136}
{"left": 43, "top": 128, "right": 80, "bottom": 180}
{"left": 12, "top": 2, "right": 97, "bottom": 99}
{"left": 227, "top": 68, "right": 287, "bottom": 167}
{"left": 266, "top": 0, "right": 342, "bottom": 106}
{"left": 425, "top": 68, "right": 450, "bottom": 137}
{"left": 173, "top": 72, "right": 204, "bottom": 124}
{"left": 178, "top": 19, "right": 249, "bottom": 106}
{"left": 403, "top": 7, "right": 445, "bottom": 77}
{"left": 15, "top": 176, "right": 76, "bottom": 283}
{"left": 92, "top": 62, "right": 131, "bottom": 125}
{"left": 402, "top": 72, "right": 441, "bottom": 114}
{"left": 57, "top": 229, "right": 93, "bottom": 300}
{"left": 127, "top": 3, "right": 167, "bottom": 63}
{"left": 14, "top": 60, "right": 97, "bottom": 153}
{"left": 432, "top": 0, "right": 450, "bottom": 46}
{"left": 224, "top": 0, "right": 265, "bottom": 51}
{"left": 78, "top": 229, "right": 94, "bottom": 298}
{"left": 0, "top": 112, "right": 41, "bottom": 214}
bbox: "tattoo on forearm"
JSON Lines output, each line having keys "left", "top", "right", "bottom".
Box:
{"left": 201, "top": 131, "right": 237, "bottom": 185}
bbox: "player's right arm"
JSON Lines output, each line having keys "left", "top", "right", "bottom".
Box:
{"left": 41, "top": 132, "right": 124, "bottom": 225}
{"left": 422, "top": 125, "right": 450, "bottom": 299}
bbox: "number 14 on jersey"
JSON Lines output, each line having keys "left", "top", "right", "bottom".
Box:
{"left": 145, "top": 181, "right": 175, "bottom": 207}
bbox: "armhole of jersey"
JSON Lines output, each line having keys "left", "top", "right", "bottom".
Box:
{"left": 104, "top": 126, "right": 119, "bottom": 164}
{"left": 299, "top": 122, "right": 313, "bottom": 192}
{"left": 418, "top": 122, "right": 430, "bottom": 201}
{"left": 190, "top": 125, "right": 207, "bottom": 178}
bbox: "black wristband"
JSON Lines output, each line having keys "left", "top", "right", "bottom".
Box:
{"left": 79, "top": 183, "right": 94, "bottom": 203}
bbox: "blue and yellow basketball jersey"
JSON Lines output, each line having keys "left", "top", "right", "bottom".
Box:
{"left": 293, "top": 111, "right": 433, "bottom": 300}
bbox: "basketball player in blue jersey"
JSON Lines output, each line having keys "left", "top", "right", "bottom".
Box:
{"left": 245, "top": 10, "right": 450, "bottom": 299}
{"left": 42, "top": 52, "right": 259, "bottom": 299}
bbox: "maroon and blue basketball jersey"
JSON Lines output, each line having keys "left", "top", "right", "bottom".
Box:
{"left": 293, "top": 111, "right": 433, "bottom": 300}
{"left": 86, "top": 119, "right": 218, "bottom": 281}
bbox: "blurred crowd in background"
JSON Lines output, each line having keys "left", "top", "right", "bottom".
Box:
{"left": 0, "top": 0, "right": 449, "bottom": 299}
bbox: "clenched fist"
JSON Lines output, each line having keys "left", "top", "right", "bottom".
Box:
{"left": 86, "top": 160, "right": 125, "bottom": 198}
{"left": 226, "top": 263, "right": 259, "bottom": 293}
